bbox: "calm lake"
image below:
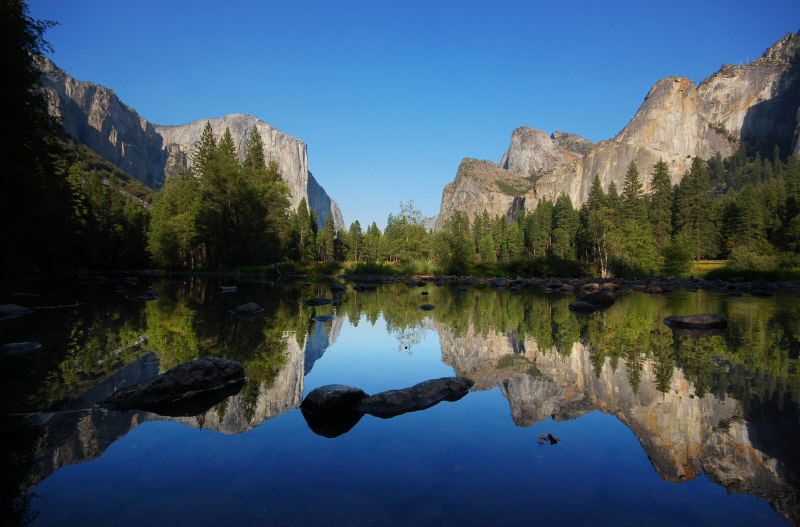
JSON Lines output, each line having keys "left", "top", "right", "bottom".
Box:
{"left": 1, "top": 276, "right": 799, "bottom": 526}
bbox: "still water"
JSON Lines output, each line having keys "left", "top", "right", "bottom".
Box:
{"left": 1, "top": 276, "right": 798, "bottom": 526}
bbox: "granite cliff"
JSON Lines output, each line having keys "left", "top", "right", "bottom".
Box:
{"left": 39, "top": 58, "right": 344, "bottom": 230}
{"left": 436, "top": 31, "right": 800, "bottom": 227}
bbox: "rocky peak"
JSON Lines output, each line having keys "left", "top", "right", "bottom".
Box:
{"left": 550, "top": 131, "right": 596, "bottom": 157}
{"left": 435, "top": 158, "right": 527, "bottom": 230}
{"left": 754, "top": 30, "right": 800, "bottom": 65}
{"left": 439, "top": 31, "right": 800, "bottom": 222}
{"left": 499, "top": 126, "right": 579, "bottom": 177}
{"left": 39, "top": 58, "right": 345, "bottom": 230}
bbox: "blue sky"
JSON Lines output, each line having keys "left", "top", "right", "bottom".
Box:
{"left": 28, "top": 0, "right": 800, "bottom": 229}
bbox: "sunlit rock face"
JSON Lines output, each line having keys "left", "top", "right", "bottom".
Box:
{"left": 39, "top": 58, "right": 344, "bottom": 230}
{"left": 436, "top": 324, "right": 800, "bottom": 524}
{"left": 155, "top": 115, "right": 344, "bottom": 230}
{"left": 435, "top": 159, "right": 527, "bottom": 230}
{"left": 437, "top": 31, "right": 800, "bottom": 223}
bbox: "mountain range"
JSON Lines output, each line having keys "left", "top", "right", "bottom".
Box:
{"left": 436, "top": 30, "right": 800, "bottom": 229}
{"left": 39, "top": 57, "right": 345, "bottom": 230}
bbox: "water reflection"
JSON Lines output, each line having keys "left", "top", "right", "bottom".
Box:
{"left": 1, "top": 277, "right": 799, "bottom": 525}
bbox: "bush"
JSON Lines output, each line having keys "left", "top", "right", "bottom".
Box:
{"left": 345, "top": 261, "right": 400, "bottom": 275}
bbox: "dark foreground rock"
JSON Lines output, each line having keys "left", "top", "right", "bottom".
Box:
{"left": 358, "top": 376, "right": 475, "bottom": 418}
{"left": 419, "top": 304, "right": 436, "bottom": 311}
{"left": 230, "top": 302, "right": 264, "bottom": 320}
{"left": 301, "top": 384, "right": 369, "bottom": 414}
{"left": 2, "top": 342, "right": 42, "bottom": 356}
{"left": 0, "top": 304, "right": 32, "bottom": 320}
{"left": 100, "top": 357, "right": 246, "bottom": 415}
{"left": 664, "top": 314, "right": 728, "bottom": 330}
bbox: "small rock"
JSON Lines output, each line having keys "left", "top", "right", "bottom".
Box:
{"left": 419, "top": 304, "right": 435, "bottom": 311}
{"left": 131, "top": 290, "right": 158, "bottom": 301}
{"left": 602, "top": 283, "right": 619, "bottom": 291}
{"left": 569, "top": 301, "right": 598, "bottom": 313}
{"left": 664, "top": 314, "right": 727, "bottom": 330}
{"left": 305, "top": 298, "right": 337, "bottom": 306}
{"left": 644, "top": 286, "right": 662, "bottom": 294}
{"left": 581, "top": 283, "right": 601, "bottom": 292}
{"left": 313, "top": 315, "right": 335, "bottom": 322}
{"left": 219, "top": 286, "right": 238, "bottom": 293}
{"left": 231, "top": 302, "right": 264, "bottom": 315}
{"left": 352, "top": 284, "right": 376, "bottom": 292}
{"left": 751, "top": 290, "right": 775, "bottom": 298}
{"left": 2, "top": 342, "right": 42, "bottom": 356}
{"left": 330, "top": 283, "right": 348, "bottom": 293}
{"left": 0, "top": 304, "right": 33, "bottom": 320}
{"left": 537, "top": 433, "right": 560, "bottom": 445}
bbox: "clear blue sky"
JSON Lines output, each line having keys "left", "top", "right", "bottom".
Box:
{"left": 28, "top": 0, "right": 800, "bottom": 229}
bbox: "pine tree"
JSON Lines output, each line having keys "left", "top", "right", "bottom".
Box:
{"left": 674, "top": 157, "right": 716, "bottom": 259}
{"left": 587, "top": 174, "right": 606, "bottom": 211}
{"left": 479, "top": 234, "right": 496, "bottom": 263}
{"left": 348, "top": 220, "right": 363, "bottom": 261}
{"left": 322, "top": 212, "right": 335, "bottom": 262}
{"left": 621, "top": 160, "right": 647, "bottom": 224}
{"left": 530, "top": 200, "right": 553, "bottom": 256}
{"left": 648, "top": 159, "right": 673, "bottom": 246}
{"left": 192, "top": 121, "right": 217, "bottom": 178}
{"left": 606, "top": 181, "right": 621, "bottom": 217}
{"left": 243, "top": 125, "right": 266, "bottom": 172}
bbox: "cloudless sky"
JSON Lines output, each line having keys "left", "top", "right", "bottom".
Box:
{"left": 27, "top": 0, "right": 800, "bottom": 229}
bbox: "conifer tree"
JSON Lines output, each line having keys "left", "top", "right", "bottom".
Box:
{"left": 648, "top": 159, "right": 673, "bottom": 246}
{"left": 621, "top": 160, "right": 647, "bottom": 224}
{"left": 587, "top": 174, "right": 606, "bottom": 212}
{"left": 530, "top": 200, "right": 553, "bottom": 256}
{"left": 192, "top": 121, "right": 217, "bottom": 178}
{"left": 243, "top": 126, "right": 266, "bottom": 172}
{"left": 674, "top": 157, "right": 716, "bottom": 259}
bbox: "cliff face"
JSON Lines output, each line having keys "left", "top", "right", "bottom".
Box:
{"left": 435, "top": 159, "right": 527, "bottom": 230}
{"left": 437, "top": 31, "right": 800, "bottom": 223}
{"left": 39, "top": 58, "right": 344, "bottom": 230}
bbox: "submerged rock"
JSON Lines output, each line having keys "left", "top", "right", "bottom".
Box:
{"left": 568, "top": 301, "right": 598, "bottom": 313}
{"left": 358, "top": 376, "right": 475, "bottom": 418}
{"left": 230, "top": 303, "right": 264, "bottom": 320}
{"left": 2, "top": 342, "right": 42, "bottom": 356}
{"left": 579, "top": 290, "right": 616, "bottom": 307}
{"left": 664, "top": 314, "right": 728, "bottom": 330}
{"left": 419, "top": 304, "right": 436, "bottom": 311}
{"left": 100, "top": 356, "right": 246, "bottom": 415}
{"left": 131, "top": 289, "right": 158, "bottom": 301}
{"left": 219, "top": 285, "right": 238, "bottom": 293}
{"left": 305, "top": 298, "right": 337, "bottom": 306}
{"left": 301, "top": 384, "right": 369, "bottom": 414}
{"left": 352, "top": 284, "right": 376, "bottom": 292}
{"left": 0, "top": 304, "right": 32, "bottom": 320}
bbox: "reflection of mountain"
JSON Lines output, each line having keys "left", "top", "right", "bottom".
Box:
{"left": 304, "top": 317, "right": 343, "bottom": 375}
{"left": 437, "top": 323, "right": 800, "bottom": 526}
{"left": 18, "top": 322, "right": 336, "bottom": 495}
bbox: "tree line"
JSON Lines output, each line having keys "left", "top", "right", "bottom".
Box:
{"left": 3, "top": 0, "right": 798, "bottom": 277}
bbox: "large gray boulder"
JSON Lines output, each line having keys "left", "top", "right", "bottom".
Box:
{"left": 358, "top": 377, "right": 475, "bottom": 418}
{"left": 100, "top": 356, "right": 245, "bottom": 415}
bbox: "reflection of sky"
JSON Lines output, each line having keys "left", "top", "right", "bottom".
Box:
{"left": 30, "top": 313, "right": 785, "bottom": 526}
